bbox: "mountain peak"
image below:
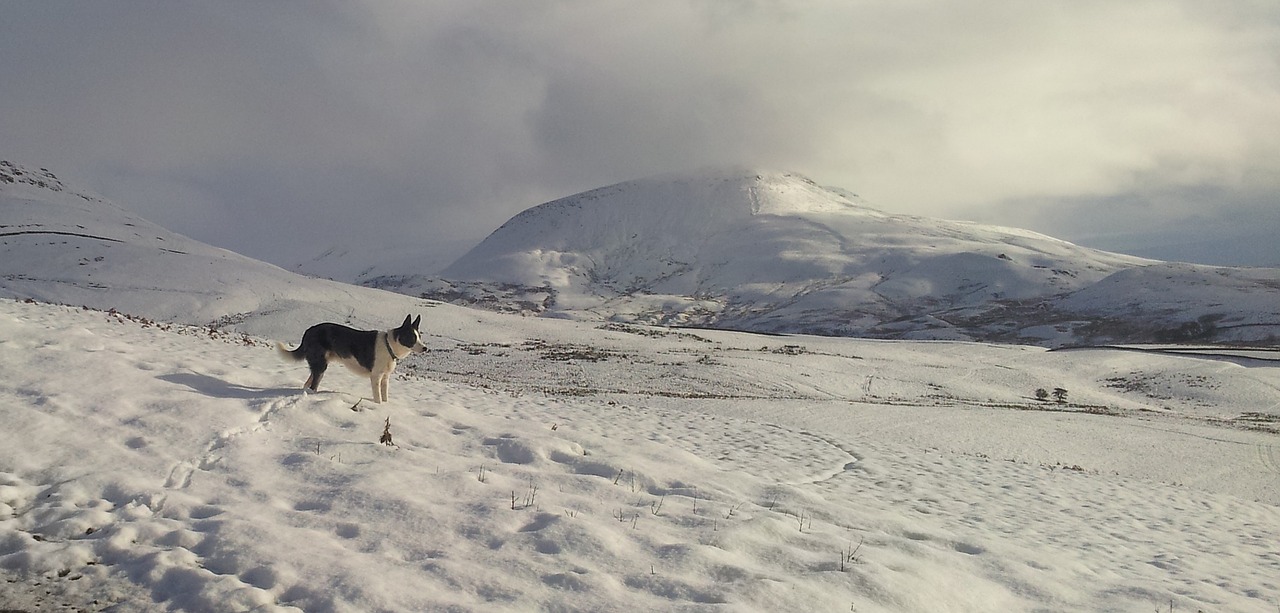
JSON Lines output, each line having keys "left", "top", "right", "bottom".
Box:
{"left": 0, "top": 160, "right": 108, "bottom": 208}
{"left": 451, "top": 168, "right": 877, "bottom": 269}
{"left": 556, "top": 167, "right": 870, "bottom": 218}
{"left": 1, "top": 160, "right": 69, "bottom": 193}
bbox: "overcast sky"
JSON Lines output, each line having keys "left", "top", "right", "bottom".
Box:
{"left": 3, "top": 1, "right": 1278, "bottom": 269}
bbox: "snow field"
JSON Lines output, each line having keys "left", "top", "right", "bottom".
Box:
{"left": 1, "top": 298, "right": 1279, "bottom": 612}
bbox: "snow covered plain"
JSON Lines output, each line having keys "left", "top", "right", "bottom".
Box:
{"left": 2, "top": 298, "right": 1279, "bottom": 612}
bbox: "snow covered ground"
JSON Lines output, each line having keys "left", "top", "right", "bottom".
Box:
{"left": 2, "top": 297, "right": 1278, "bottom": 612}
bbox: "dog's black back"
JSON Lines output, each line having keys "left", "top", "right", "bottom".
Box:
{"left": 299, "top": 323, "right": 377, "bottom": 371}
{"left": 279, "top": 323, "right": 378, "bottom": 391}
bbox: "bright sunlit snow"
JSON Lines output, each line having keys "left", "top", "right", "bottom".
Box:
{"left": 3, "top": 298, "right": 1279, "bottom": 612}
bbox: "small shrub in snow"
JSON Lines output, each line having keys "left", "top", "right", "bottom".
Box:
{"left": 379, "top": 418, "right": 394, "bottom": 446}
{"left": 650, "top": 495, "right": 665, "bottom": 516}
{"left": 840, "top": 537, "right": 865, "bottom": 571}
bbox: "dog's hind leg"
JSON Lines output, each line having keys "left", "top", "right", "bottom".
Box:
{"left": 306, "top": 358, "right": 327, "bottom": 392}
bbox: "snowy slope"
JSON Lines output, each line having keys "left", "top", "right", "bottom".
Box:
{"left": 1, "top": 162, "right": 1279, "bottom": 611}
{"left": 0, "top": 161, "right": 447, "bottom": 338}
{"left": 1051, "top": 262, "right": 1280, "bottom": 344}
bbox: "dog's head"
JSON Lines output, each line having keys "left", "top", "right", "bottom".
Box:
{"left": 393, "top": 314, "right": 428, "bottom": 354}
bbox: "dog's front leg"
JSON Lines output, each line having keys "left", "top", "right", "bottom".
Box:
{"left": 371, "top": 375, "right": 384, "bottom": 404}
{"left": 379, "top": 374, "right": 390, "bottom": 403}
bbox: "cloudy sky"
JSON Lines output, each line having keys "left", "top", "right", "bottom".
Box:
{"left": 3, "top": 1, "right": 1278, "bottom": 269}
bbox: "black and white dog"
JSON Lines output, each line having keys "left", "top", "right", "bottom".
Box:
{"left": 277, "top": 315, "right": 427, "bottom": 403}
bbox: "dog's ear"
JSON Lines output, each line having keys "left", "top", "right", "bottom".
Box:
{"left": 412, "top": 315, "right": 421, "bottom": 329}
{"left": 402, "top": 314, "right": 412, "bottom": 328}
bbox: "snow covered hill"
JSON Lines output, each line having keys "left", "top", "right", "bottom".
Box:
{"left": 0, "top": 161, "right": 445, "bottom": 339}
{"left": 361, "top": 169, "right": 1279, "bottom": 346}
{"left": 2, "top": 161, "right": 1280, "bottom": 611}
{"left": 438, "top": 169, "right": 1144, "bottom": 334}
{"left": 290, "top": 240, "right": 469, "bottom": 287}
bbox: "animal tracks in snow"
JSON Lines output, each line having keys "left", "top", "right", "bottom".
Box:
{"left": 164, "top": 462, "right": 195, "bottom": 490}
{"left": 1256, "top": 442, "right": 1280, "bottom": 475}
{"left": 162, "top": 395, "right": 295, "bottom": 492}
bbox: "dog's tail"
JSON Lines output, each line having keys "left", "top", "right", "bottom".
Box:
{"left": 277, "top": 342, "right": 304, "bottom": 361}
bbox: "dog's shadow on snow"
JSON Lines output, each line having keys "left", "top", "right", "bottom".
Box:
{"left": 160, "top": 372, "right": 297, "bottom": 400}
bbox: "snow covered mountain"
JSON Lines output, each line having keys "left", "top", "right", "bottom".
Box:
{"left": 382, "top": 168, "right": 1279, "bottom": 346}
{"left": 290, "top": 239, "right": 470, "bottom": 286}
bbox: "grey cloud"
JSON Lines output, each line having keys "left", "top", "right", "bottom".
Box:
{"left": 967, "top": 186, "right": 1280, "bottom": 267}
{"left": 1, "top": 1, "right": 1277, "bottom": 267}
